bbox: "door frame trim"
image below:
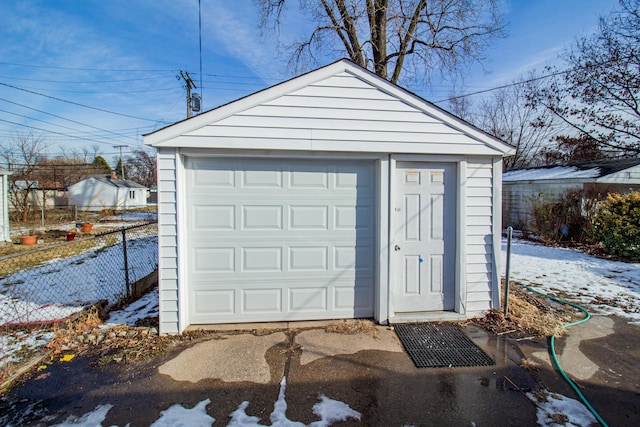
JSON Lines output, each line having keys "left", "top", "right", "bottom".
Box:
{"left": 388, "top": 155, "right": 467, "bottom": 321}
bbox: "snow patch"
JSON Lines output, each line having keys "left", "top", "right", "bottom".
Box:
{"left": 150, "top": 399, "right": 215, "bottom": 427}
{"left": 312, "top": 395, "right": 361, "bottom": 426}
{"left": 107, "top": 288, "right": 159, "bottom": 326}
{"left": 50, "top": 404, "right": 113, "bottom": 426}
{"left": 527, "top": 390, "right": 597, "bottom": 426}
{"left": 43, "top": 377, "right": 361, "bottom": 427}
{"left": 0, "top": 331, "right": 54, "bottom": 369}
{"left": 228, "top": 376, "right": 361, "bottom": 426}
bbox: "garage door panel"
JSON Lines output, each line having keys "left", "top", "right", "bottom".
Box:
{"left": 192, "top": 204, "right": 235, "bottom": 230}
{"left": 289, "top": 205, "right": 329, "bottom": 230}
{"left": 334, "top": 245, "right": 374, "bottom": 271}
{"left": 193, "top": 290, "right": 235, "bottom": 315}
{"left": 185, "top": 157, "right": 375, "bottom": 324}
{"left": 289, "top": 246, "right": 328, "bottom": 271}
{"left": 242, "top": 205, "right": 283, "bottom": 230}
{"left": 243, "top": 169, "right": 284, "bottom": 188}
{"left": 241, "top": 247, "right": 283, "bottom": 272}
{"left": 289, "top": 287, "right": 328, "bottom": 312}
{"left": 189, "top": 161, "right": 236, "bottom": 188}
{"left": 193, "top": 247, "right": 235, "bottom": 273}
{"left": 289, "top": 166, "right": 330, "bottom": 189}
{"left": 242, "top": 288, "right": 283, "bottom": 313}
{"left": 335, "top": 284, "right": 374, "bottom": 312}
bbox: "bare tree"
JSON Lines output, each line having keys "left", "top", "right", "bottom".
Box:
{"left": 528, "top": 0, "right": 640, "bottom": 155}
{"left": 258, "top": 0, "right": 506, "bottom": 85}
{"left": 125, "top": 149, "right": 156, "bottom": 188}
{"left": 36, "top": 157, "right": 104, "bottom": 189}
{"left": 1, "top": 132, "right": 48, "bottom": 222}
{"left": 459, "top": 76, "right": 559, "bottom": 170}
{"left": 537, "top": 134, "right": 615, "bottom": 165}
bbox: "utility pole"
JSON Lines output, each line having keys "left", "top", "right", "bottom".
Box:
{"left": 115, "top": 145, "right": 126, "bottom": 179}
{"left": 179, "top": 70, "right": 197, "bottom": 118}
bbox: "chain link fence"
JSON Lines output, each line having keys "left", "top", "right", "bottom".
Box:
{"left": 0, "top": 222, "right": 158, "bottom": 329}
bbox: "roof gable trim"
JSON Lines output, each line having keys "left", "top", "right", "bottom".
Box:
{"left": 145, "top": 59, "right": 513, "bottom": 155}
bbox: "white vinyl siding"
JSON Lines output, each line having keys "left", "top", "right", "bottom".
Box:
{"left": 157, "top": 149, "right": 180, "bottom": 334}
{"left": 465, "top": 159, "right": 496, "bottom": 313}
{"left": 166, "top": 73, "right": 503, "bottom": 156}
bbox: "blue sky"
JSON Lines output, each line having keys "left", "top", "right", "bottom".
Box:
{"left": 0, "top": 0, "right": 618, "bottom": 164}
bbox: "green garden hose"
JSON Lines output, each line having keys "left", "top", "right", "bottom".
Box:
{"left": 518, "top": 283, "right": 609, "bottom": 427}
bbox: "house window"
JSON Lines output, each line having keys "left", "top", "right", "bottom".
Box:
{"left": 129, "top": 190, "right": 136, "bottom": 199}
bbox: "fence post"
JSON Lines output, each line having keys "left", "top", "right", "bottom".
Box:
{"left": 504, "top": 226, "right": 513, "bottom": 316}
{"left": 122, "top": 228, "right": 131, "bottom": 298}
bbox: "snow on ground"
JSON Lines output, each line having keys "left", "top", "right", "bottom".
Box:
{"left": 150, "top": 399, "right": 215, "bottom": 427}
{"left": 0, "top": 236, "right": 158, "bottom": 325}
{"left": 41, "top": 377, "right": 360, "bottom": 427}
{"left": 527, "top": 390, "right": 597, "bottom": 426}
{"left": 50, "top": 404, "right": 114, "bottom": 427}
{"left": 101, "top": 212, "right": 157, "bottom": 222}
{"left": 503, "top": 238, "right": 640, "bottom": 322}
{"left": 0, "top": 330, "right": 54, "bottom": 370}
{"left": 106, "top": 288, "right": 159, "bottom": 326}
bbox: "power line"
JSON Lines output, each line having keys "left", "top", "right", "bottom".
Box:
{"left": 0, "top": 82, "right": 169, "bottom": 123}
{"left": 0, "top": 118, "right": 134, "bottom": 147}
{"left": 0, "top": 61, "right": 176, "bottom": 72}
{"left": 433, "top": 69, "right": 569, "bottom": 104}
{"left": 0, "top": 75, "right": 176, "bottom": 84}
{"left": 0, "top": 98, "right": 140, "bottom": 141}
{"left": 434, "top": 56, "right": 631, "bottom": 104}
{"left": 1, "top": 84, "right": 180, "bottom": 95}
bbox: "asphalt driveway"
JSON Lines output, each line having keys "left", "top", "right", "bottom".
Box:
{"left": 1, "top": 317, "right": 637, "bottom": 426}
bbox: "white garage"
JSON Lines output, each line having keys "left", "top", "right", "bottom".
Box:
{"left": 145, "top": 59, "right": 513, "bottom": 334}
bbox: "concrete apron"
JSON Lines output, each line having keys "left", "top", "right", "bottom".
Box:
{"left": 517, "top": 315, "right": 640, "bottom": 426}
{"left": 2, "top": 322, "right": 540, "bottom": 426}
{"left": 154, "top": 322, "right": 538, "bottom": 426}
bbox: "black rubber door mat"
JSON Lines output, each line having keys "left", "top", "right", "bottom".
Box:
{"left": 394, "top": 323, "right": 495, "bottom": 368}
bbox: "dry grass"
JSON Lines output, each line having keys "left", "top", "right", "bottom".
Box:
{"left": 520, "top": 357, "right": 541, "bottom": 371}
{"left": 253, "top": 328, "right": 277, "bottom": 336}
{"left": 326, "top": 319, "right": 378, "bottom": 336}
{"left": 473, "top": 282, "right": 576, "bottom": 338}
{"left": 0, "top": 234, "right": 120, "bottom": 276}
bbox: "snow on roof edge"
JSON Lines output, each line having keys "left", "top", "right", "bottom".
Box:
{"left": 503, "top": 166, "right": 602, "bottom": 182}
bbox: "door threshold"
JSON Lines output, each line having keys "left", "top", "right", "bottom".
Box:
{"left": 389, "top": 311, "right": 469, "bottom": 324}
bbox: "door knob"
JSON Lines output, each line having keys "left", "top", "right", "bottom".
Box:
{"left": 394, "top": 245, "right": 401, "bottom": 251}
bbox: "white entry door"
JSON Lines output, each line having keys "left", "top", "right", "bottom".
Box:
{"left": 393, "top": 162, "right": 456, "bottom": 312}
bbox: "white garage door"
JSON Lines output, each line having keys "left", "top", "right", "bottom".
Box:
{"left": 185, "top": 157, "right": 375, "bottom": 324}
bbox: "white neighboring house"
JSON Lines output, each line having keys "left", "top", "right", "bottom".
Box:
{"left": 144, "top": 59, "right": 514, "bottom": 334}
{"left": 68, "top": 172, "right": 148, "bottom": 211}
{"left": 0, "top": 168, "right": 11, "bottom": 243}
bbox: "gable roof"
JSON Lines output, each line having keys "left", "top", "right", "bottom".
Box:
{"left": 74, "top": 175, "right": 148, "bottom": 189}
{"left": 504, "top": 158, "right": 640, "bottom": 182}
{"left": 144, "top": 59, "right": 513, "bottom": 156}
